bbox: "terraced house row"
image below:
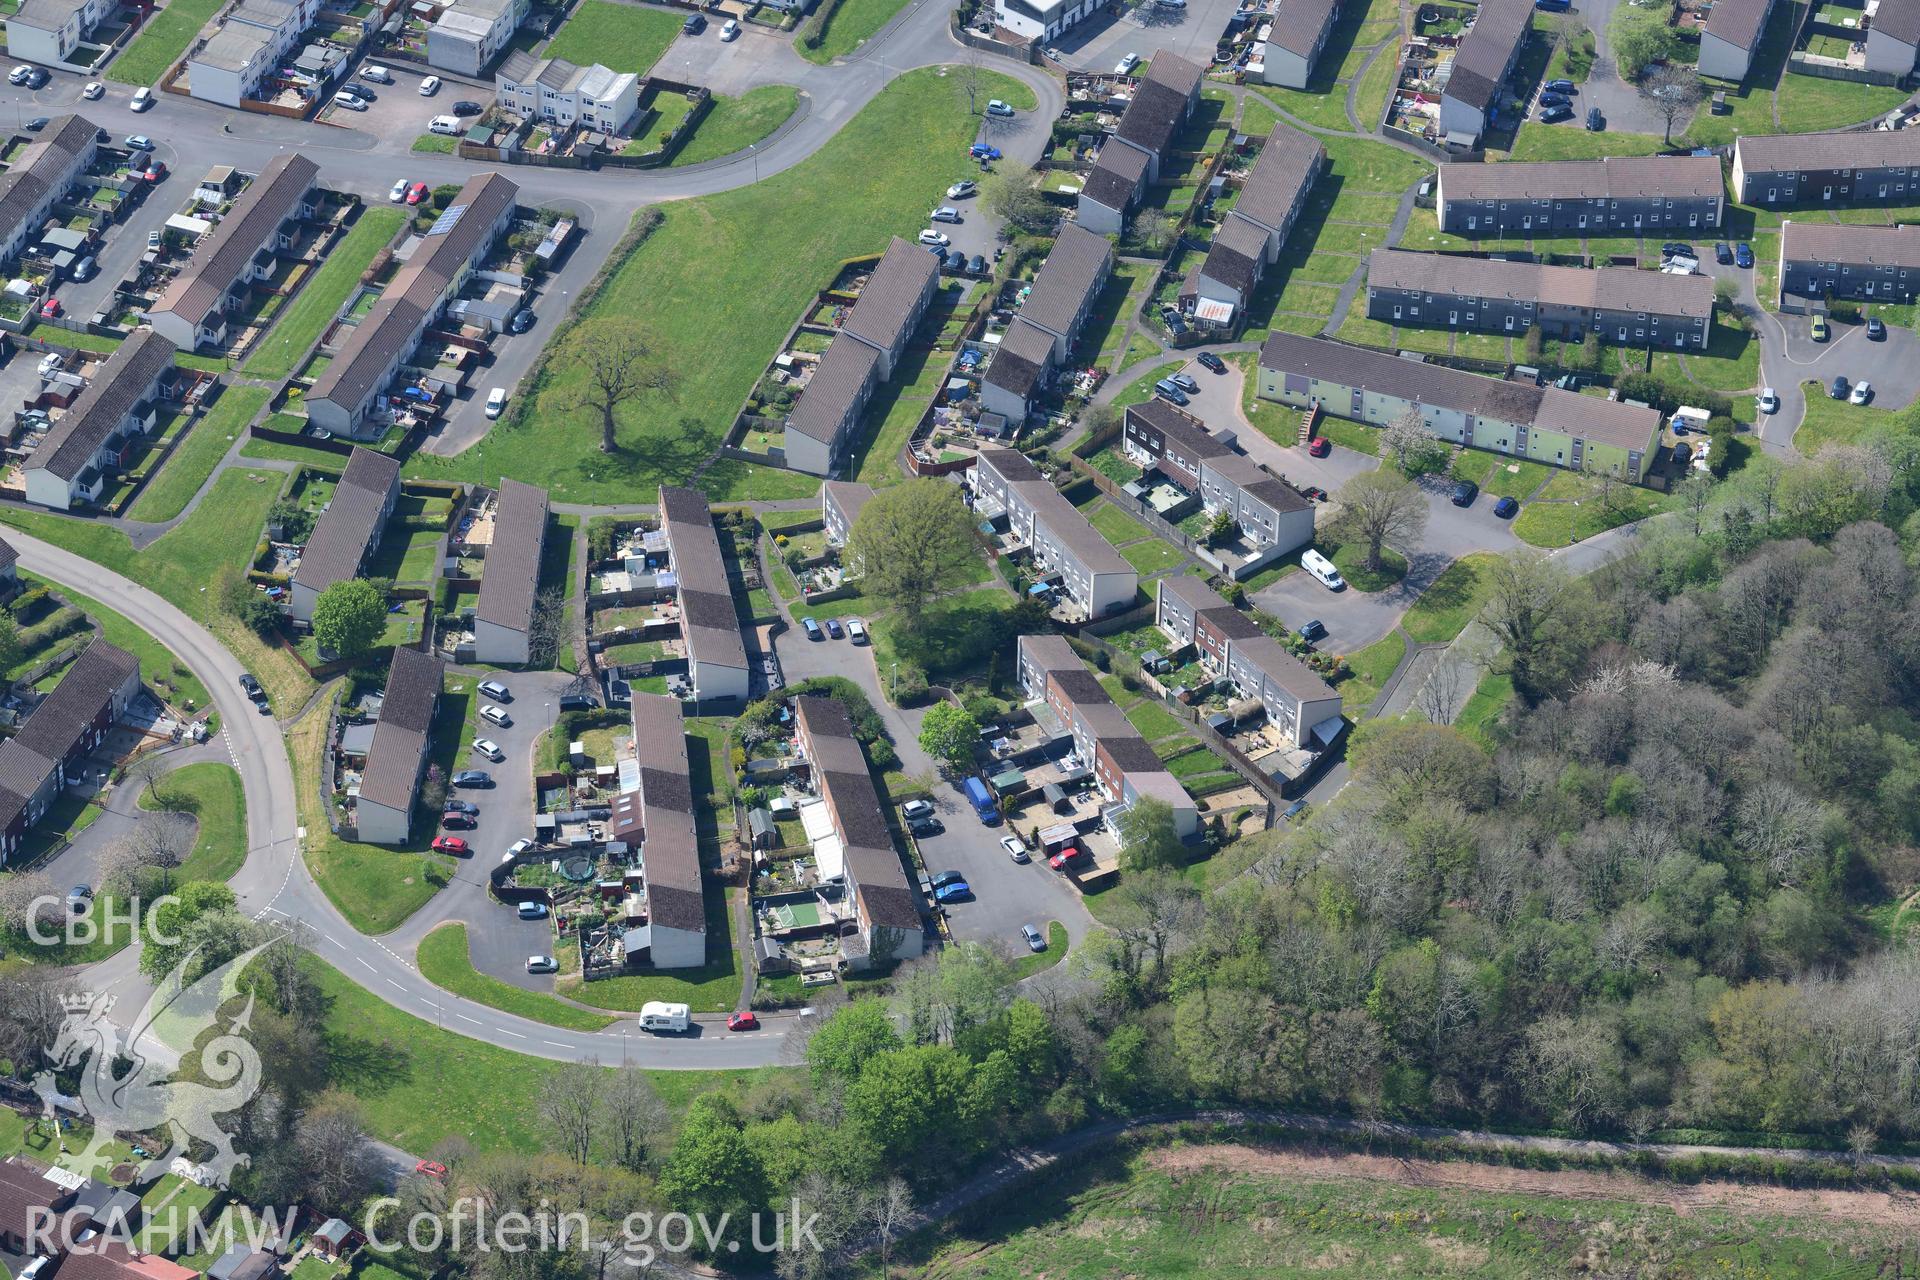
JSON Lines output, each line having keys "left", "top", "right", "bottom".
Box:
{"left": 607, "top": 693, "right": 707, "bottom": 970}
{"left": 1778, "top": 221, "right": 1920, "bottom": 308}
{"left": 968, "top": 447, "right": 1136, "bottom": 620}
{"left": 1436, "top": 155, "right": 1724, "bottom": 236}
{"left": 1076, "top": 52, "right": 1204, "bottom": 235}
{"left": 1190, "top": 123, "right": 1324, "bottom": 332}
{"left": 1732, "top": 127, "right": 1920, "bottom": 207}
{"left": 1153, "top": 576, "right": 1341, "bottom": 752}
{"left": 1257, "top": 332, "right": 1664, "bottom": 481}
{"left": 1365, "top": 248, "right": 1716, "bottom": 349}
{"left": 981, "top": 223, "right": 1113, "bottom": 421}
{"left": 657, "top": 485, "right": 750, "bottom": 705}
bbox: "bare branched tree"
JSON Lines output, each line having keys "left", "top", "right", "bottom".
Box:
{"left": 866, "top": 1176, "right": 915, "bottom": 1273}
{"left": 1327, "top": 470, "right": 1428, "bottom": 574}
{"left": 529, "top": 585, "right": 581, "bottom": 668}
{"left": 604, "top": 1064, "right": 670, "bottom": 1173}
{"left": 1639, "top": 63, "right": 1704, "bottom": 144}
{"left": 538, "top": 1059, "right": 605, "bottom": 1165}
{"left": 1416, "top": 657, "right": 1471, "bottom": 725}
{"left": 562, "top": 319, "right": 672, "bottom": 454}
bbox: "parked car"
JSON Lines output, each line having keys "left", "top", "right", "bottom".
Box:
{"left": 517, "top": 901, "right": 549, "bottom": 920}
{"left": 683, "top": 11, "right": 705, "bottom": 32}
{"left": 1308, "top": 436, "right": 1330, "bottom": 457}
{"left": 27, "top": 68, "right": 48, "bottom": 88}
{"left": 67, "top": 885, "right": 92, "bottom": 912}
{"left": 472, "top": 738, "right": 504, "bottom": 761}
{"left": 510, "top": 308, "right": 535, "bottom": 334}
{"left": 1301, "top": 485, "right": 1328, "bottom": 501}
{"left": 431, "top": 836, "right": 471, "bottom": 855}
{"left": 453, "top": 769, "right": 492, "bottom": 787}
{"left": 1299, "top": 619, "right": 1327, "bottom": 643}
{"left": 802, "top": 617, "right": 823, "bottom": 640}
{"left": 846, "top": 617, "right": 868, "bottom": 643}
{"left": 333, "top": 91, "right": 367, "bottom": 111}
{"left": 933, "top": 880, "right": 973, "bottom": 904}
{"left": 239, "top": 673, "right": 262, "bottom": 696}
{"left": 452, "top": 100, "right": 482, "bottom": 115}
{"left": 824, "top": 617, "right": 844, "bottom": 639}
{"left": 986, "top": 99, "right": 1016, "bottom": 117}
{"left": 1670, "top": 442, "right": 1692, "bottom": 467}
{"left": 943, "top": 250, "right": 966, "bottom": 272}
{"left": 8, "top": 65, "right": 31, "bottom": 85}
{"left": 480, "top": 704, "right": 512, "bottom": 727}
{"left": 1021, "top": 923, "right": 1047, "bottom": 952}
{"left": 527, "top": 955, "right": 558, "bottom": 974}
{"left": 1585, "top": 107, "right": 1603, "bottom": 130}
{"left": 931, "top": 869, "right": 967, "bottom": 889}
{"left": 414, "top": 1160, "right": 448, "bottom": 1180}
{"left": 362, "top": 63, "right": 393, "bottom": 82}
{"left": 967, "top": 253, "right": 986, "bottom": 274}
{"left": 346, "top": 81, "right": 378, "bottom": 100}
{"left": 146, "top": 229, "right": 162, "bottom": 251}
{"left": 23, "top": 117, "right": 46, "bottom": 132}
{"left": 82, "top": 82, "right": 103, "bottom": 99}
{"left": 1048, "top": 845, "right": 1088, "bottom": 871}
{"left": 143, "top": 160, "right": 166, "bottom": 182}
{"left": 1539, "top": 92, "right": 1570, "bottom": 108}
{"left": 1001, "top": 835, "right": 1030, "bottom": 864}
{"left": 38, "top": 298, "right": 59, "bottom": 319}
{"left": 70, "top": 256, "right": 95, "bottom": 282}
{"left": 1812, "top": 315, "right": 1830, "bottom": 341}
{"left": 478, "top": 678, "right": 511, "bottom": 701}
{"left": 1661, "top": 242, "right": 1694, "bottom": 259}
{"left": 1493, "top": 495, "right": 1520, "bottom": 518}
{"left": 721, "top": 18, "right": 740, "bottom": 38}
{"left": 1281, "top": 799, "right": 1308, "bottom": 822}
{"left": 931, "top": 205, "right": 962, "bottom": 223}
{"left": 1544, "top": 78, "right": 1576, "bottom": 94}
{"left": 1714, "top": 241, "right": 1733, "bottom": 264}
{"left": 1170, "top": 372, "right": 1199, "bottom": 393}
{"left": 1115, "top": 52, "right": 1141, "bottom": 74}
{"left": 1831, "top": 375, "right": 1849, "bottom": 399}
{"left": 1736, "top": 242, "right": 1755, "bottom": 268}
{"left": 441, "top": 812, "right": 475, "bottom": 830}
{"left": 389, "top": 178, "right": 409, "bottom": 202}
{"left": 1869, "top": 317, "right": 1887, "bottom": 339}
{"left": 419, "top": 74, "right": 441, "bottom": 95}
{"left": 506, "top": 838, "right": 532, "bottom": 857}
{"left": 1197, "top": 351, "right": 1226, "bottom": 373}
{"left": 726, "top": 1011, "right": 759, "bottom": 1031}
{"left": 485, "top": 387, "right": 507, "bottom": 418}
{"left": 908, "top": 817, "right": 943, "bottom": 837}
{"left": 969, "top": 143, "right": 1001, "bottom": 159}
{"left": 947, "top": 179, "right": 977, "bottom": 198}
{"left": 1759, "top": 386, "right": 1779, "bottom": 413}
{"left": 918, "top": 229, "right": 951, "bottom": 247}
{"left": 903, "top": 799, "right": 935, "bottom": 821}
{"left": 1451, "top": 479, "right": 1478, "bottom": 507}
{"left": 406, "top": 181, "right": 429, "bottom": 205}
{"left": 1538, "top": 104, "right": 1572, "bottom": 124}
{"left": 445, "top": 799, "right": 479, "bottom": 816}
{"left": 125, "top": 134, "right": 153, "bottom": 150}
{"left": 1153, "top": 382, "right": 1189, "bottom": 406}
{"left": 1852, "top": 380, "right": 1874, "bottom": 404}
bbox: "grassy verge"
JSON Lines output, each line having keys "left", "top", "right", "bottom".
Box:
{"left": 799, "top": 0, "right": 914, "bottom": 62}
{"left": 1401, "top": 552, "right": 1499, "bottom": 644}
{"left": 545, "top": 0, "right": 681, "bottom": 73}
{"left": 672, "top": 85, "right": 800, "bottom": 167}
{"left": 1512, "top": 472, "right": 1677, "bottom": 547}
{"left": 556, "top": 887, "right": 742, "bottom": 1012}
{"left": 1456, "top": 670, "right": 1515, "bottom": 743}
{"left": 410, "top": 134, "right": 456, "bottom": 154}
{"left": 142, "top": 761, "right": 247, "bottom": 882}
{"left": 1330, "top": 544, "right": 1405, "bottom": 592}
{"left": 1009, "top": 921, "right": 1069, "bottom": 981}
{"left": 403, "top": 68, "right": 1034, "bottom": 505}
{"left": 29, "top": 574, "right": 211, "bottom": 711}
{"left": 416, "top": 923, "right": 618, "bottom": 1031}
{"left": 106, "top": 0, "right": 222, "bottom": 84}
{"left": 1339, "top": 631, "right": 1405, "bottom": 712}
{"left": 243, "top": 209, "right": 406, "bottom": 381}
{"left": 128, "top": 386, "right": 269, "bottom": 522}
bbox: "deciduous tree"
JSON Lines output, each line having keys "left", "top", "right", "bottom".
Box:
{"left": 1478, "top": 550, "right": 1593, "bottom": 701}
{"left": 1327, "top": 470, "right": 1427, "bottom": 574}
{"left": 311, "top": 578, "right": 386, "bottom": 659}
{"left": 1379, "top": 408, "right": 1449, "bottom": 475}
{"left": 1114, "top": 794, "right": 1184, "bottom": 871}
{"left": 845, "top": 479, "right": 982, "bottom": 624}
{"left": 917, "top": 701, "right": 981, "bottom": 773}
{"left": 562, "top": 318, "right": 672, "bottom": 454}
{"left": 1639, "top": 62, "right": 1703, "bottom": 142}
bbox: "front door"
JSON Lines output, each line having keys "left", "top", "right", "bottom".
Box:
{"left": 1450, "top": 310, "right": 1459, "bottom": 325}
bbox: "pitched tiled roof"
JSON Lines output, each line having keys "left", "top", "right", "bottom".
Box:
{"left": 474, "top": 479, "right": 547, "bottom": 634}
{"left": 1081, "top": 142, "right": 1148, "bottom": 211}
{"left": 29, "top": 329, "right": 175, "bottom": 484}
{"left": 1440, "top": 154, "right": 1723, "bottom": 202}
{"left": 1019, "top": 223, "right": 1111, "bottom": 341}
{"left": 1200, "top": 212, "right": 1268, "bottom": 292}
{"left": 1876, "top": 0, "right": 1920, "bottom": 46}
{"left": 983, "top": 317, "right": 1056, "bottom": 399}
{"left": 1781, "top": 219, "right": 1920, "bottom": 270}
{"left": 794, "top": 697, "right": 917, "bottom": 931}
{"left": 659, "top": 485, "right": 749, "bottom": 676}
{"left": 822, "top": 480, "right": 873, "bottom": 527}
{"left": 1233, "top": 124, "right": 1324, "bottom": 233}
{"left": 1367, "top": 248, "right": 1715, "bottom": 318}
{"left": 358, "top": 646, "right": 439, "bottom": 813}
{"left": 1737, "top": 126, "right": 1920, "bottom": 174}
{"left": 1115, "top": 79, "right": 1190, "bottom": 157}
{"left": 840, "top": 237, "right": 937, "bottom": 358}
{"left": 1267, "top": 0, "right": 1341, "bottom": 59}
{"left": 292, "top": 446, "right": 400, "bottom": 597}
{"left": 0, "top": 115, "right": 93, "bottom": 247}
{"left": 1126, "top": 398, "right": 1229, "bottom": 459}
{"left": 1142, "top": 50, "right": 1205, "bottom": 97}
{"left": 151, "top": 154, "right": 319, "bottom": 330}
{"left": 14, "top": 638, "right": 137, "bottom": 767}
{"left": 1446, "top": 0, "right": 1533, "bottom": 111}
{"left": 1705, "top": 0, "right": 1773, "bottom": 52}
{"left": 786, "top": 335, "right": 879, "bottom": 444}
{"left": 630, "top": 692, "right": 703, "bottom": 934}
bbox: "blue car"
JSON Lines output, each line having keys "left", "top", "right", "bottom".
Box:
{"left": 969, "top": 143, "right": 1002, "bottom": 160}
{"left": 933, "top": 880, "right": 972, "bottom": 904}
{"left": 1735, "top": 242, "right": 1754, "bottom": 268}
{"left": 1493, "top": 496, "right": 1520, "bottom": 519}
{"left": 803, "top": 617, "right": 823, "bottom": 640}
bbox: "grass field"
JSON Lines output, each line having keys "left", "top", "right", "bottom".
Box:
{"left": 1339, "top": 631, "right": 1405, "bottom": 712}
{"left": 128, "top": 386, "right": 269, "bottom": 522}
{"left": 556, "top": 888, "right": 742, "bottom": 1012}
{"left": 106, "top": 0, "right": 222, "bottom": 84}
{"left": 243, "top": 209, "right": 406, "bottom": 381}
{"left": 672, "top": 85, "right": 800, "bottom": 166}
{"left": 1513, "top": 470, "right": 1678, "bottom": 546}
{"left": 417, "top": 923, "right": 618, "bottom": 1030}
{"left": 799, "top": 0, "right": 914, "bottom": 62}
{"left": 35, "top": 575, "right": 211, "bottom": 711}
{"left": 545, "top": 0, "right": 682, "bottom": 74}
{"left": 143, "top": 762, "right": 248, "bottom": 884}
{"left": 1401, "top": 552, "right": 1499, "bottom": 644}
{"left": 308, "top": 955, "right": 785, "bottom": 1153}
{"left": 405, "top": 68, "right": 1032, "bottom": 505}
{"left": 904, "top": 1141, "right": 1918, "bottom": 1276}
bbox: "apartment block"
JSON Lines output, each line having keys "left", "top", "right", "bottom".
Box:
{"left": 1121, "top": 400, "right": 1316, "bottom": 574}
{"left": 968, "top": 447, "right": 1136, "bottom": 619}
{"left": 981, "top": 223, "right": 1113, "bottom": 420}
{"left": 23, "top": 328, "right": 177, "bottom": 511}
{"left": 1436, "top": 155, "right": 1724, "bottom": 236}
{"left": 1154, "top": 576, "right": 1342, "bottom": 749}
{"left": 354, "top": 645, "right": 441, "bottom": 844}
{"left": 1778, "top": 220, "right": 1920, "bottom": 307}
{"left": 1438, "top": 0, "right": 1531, "bottom": 144}
{"left": 1732, "top": 128, "right": 1920, "bottom": 206}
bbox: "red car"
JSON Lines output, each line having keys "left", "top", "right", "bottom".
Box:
{"left": 1307, "top": 436, "right": 1330, "bottom": 457}
{"left": 431, "top": 835, "right": 470, "bottom": 856}
{"left": 414, "top": 1159, "right": 448, "bottom": 1180}
{"left": 144, "top": 161, "right": 166, "bottom": 182}
{"left": 441, "top": 812, "right": 475, "bottom": 830}
{"left": 1301, "top": 485, "right": 1328, "bottom": 501}
{"left": 726, "top": 1011, "right": 759, "bottom": 1032}
{"left": 39, "top": 297, "right": 60, "bottom": 319}
{"left": 406, "top": 182, "right": 429, "bottom": 205}
{"left": 1048, "top": 845, "right": 1087, "bottom": 871}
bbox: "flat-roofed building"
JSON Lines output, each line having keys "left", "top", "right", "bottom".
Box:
{"left": 792, "top": 696, "right": 923, "bottom": 967}
{"left": 1365, "top": 248, "right": 1715, "bottom": 348}
{"left": 1154, "top": 575, "right": 1341, "bottom": 748}
{"left": 354, "top": 646, "right": 441, "bottom": 844}
{"left": 969, "top": 447, "right": 1136, "bottom": 618}
{"left": 1258, "top": 331, "right": 1663, "bottom": 481}
{"left": 1732, "top": 127, "right": 1920, "bottom": 206}
{"left": 6, "top": 0, "right": 114, "bottom": 66}
{"left": 1778, "top": 220, "right": 1920, "bottom": 306}
{"left": 472, "top": 479, "right": 547, "bottom": 664}
{"left": 185, "top": 0, "right": 313, "bottom": 106}
{"left": 147, "top": 154, "right": 321, "bottom": 350}
{"left": 992, "top": 0, "right": 1101, "bottom": 43}
{"left": 1436, "top": 155, "right": 1724, "bottom": 236}
{"left": 658, "top": 485, "right": 750, "bottom": 704}
{"left": 1438, "top": 0, "right": 1531, "bottom": 143}
{"left": 427, "top": 0, "right": 526, "bottom": 75}
{"left": 23, "top": 328, "right": 176, "bottom": 511}
{"left": 289, "top": 447, "right": 401, "bottom": 621}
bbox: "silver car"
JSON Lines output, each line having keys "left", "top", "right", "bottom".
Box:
{"left": 1020, "top": 923, "right": 1046, "bottom": 952}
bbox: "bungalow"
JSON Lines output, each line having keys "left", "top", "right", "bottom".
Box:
{"left": 1778, "top": 220, "right": 1920, "bottom": 307}
{"left": 352, "top": 646, "right": 441, "bottom": 845}
{"left": 1193, "top": 123, "right": 1325, "bottom": 325}
{"left": 981, "top": 223, "right": 1113, "bottom": 421}
{"left": 1700, "top": 0, "right": 1777, "bottom": 80}
{"left": 146, "top": 154, "right": 321, "bottom": 351}
{"left": 0, "top": 640, "right": 140, "bottom": 864}
{"left": 1732, "top": 128, "right": 1920, "bottom": 206}
{"left": 607, "top": 693, "right": 706, "bottom": 968}
{"left": 306, "top": 172, "right": 518, "bottom": 437}
{"left": 1154, "top": 576, "right": 1341, "bottom": 749}
{"left": 658, "top": 485, "right": 750, "bottom": 703}
{"left": 0, "top": 115, "right": 98, "bottom": 266}
{"left": 22, "top": 329, "right": 177, "bottom": 511}
{"left": 1257, "top": 331, "right": 1663, "bottom": 481}
{"left": 1365, "top": 248, "right": 1716, "bottom": 349}
{"left": 792, "top": 695, "right": 923, "bottom": 967}
{"left": 1438, "top": 0, "right": 1532, "bottom": 144}
{"left": 968, "top": 447, "right": 1136, "bottom": 619}
{"left": 471, "top": 479, "right": 548, "bottom": 665}
{"left": 1015, "top": 634, "right": 1199, "bottom": 839}
{"left": 1436, "top": 155, "right": 1725, "bottom": 236}
{"left": 289, "top": 447, "right": 402, "bottom": 622}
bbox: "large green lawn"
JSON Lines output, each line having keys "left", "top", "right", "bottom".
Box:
{"left": 545, "top": 0, "right": 682, "bottom": 73}
{"left": 417, "top": 923, "right": 617, "bottom": 1030}
{"left": 1794, "top": 379, "right": 1894, "bottom": 453}
{"left": 672, "top": 85, "right": 800, "bottom": 167}
{"left": 557, "top": 887, "right": 742, "bottom": 1012}
{"left": 142, "top": 762, "right": 247, "bottom": 883}
{"left": 106, "top": 0, "right": 223, "bottom": 84}
{"left": 1401, "top": 552, "right": 1500, "bottom": 645}
{"left": 800, "top": 0, "right": 915, "bottom": 62}
{"left": 128, "top": 386, "right": 269, "bottom": 522}
{"left": 30, "top": 574, "right": 211, "bottom": 711}
{"left": 244, "top": 209, "right": 406, "bottom": 381}
{"left": 405, "top": 68, "right": 1033, "bottom": 505}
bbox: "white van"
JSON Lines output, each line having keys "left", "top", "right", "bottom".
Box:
{"left": 1671, "top": 405, "right": 1711, "bottom": 433}
{"left": 361, "top": 64, "right": 393, "bottom": 82}
{"left": 428, "top": 114, "right": 462, "bottom": 136}
{"left": 639, "top": 1001, "right": 691, "bottom": 1033}
{"left": 1301, "top": 548, "right": 1346, "bottom": 591}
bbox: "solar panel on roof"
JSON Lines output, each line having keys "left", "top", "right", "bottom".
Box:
{"left": 429, "top": 204, "right": 467, "bottom": 236}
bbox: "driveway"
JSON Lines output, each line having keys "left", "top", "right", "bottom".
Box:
{"left": 1048, "top": 0, "right": 1243, "bottom": 73}
{"left": 652, "top": 23, "right": 819, "bottom": 94}
{"left": 1542, "top": 0, "right": 1685, "bottom": 138}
